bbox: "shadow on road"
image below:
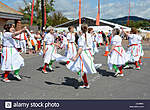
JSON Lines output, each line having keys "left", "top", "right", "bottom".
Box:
{"left": 37, "top": 66, "right": 60, "bottom": 73}
{"left": 59, "top": 62, "right": 67, "bottom": 66}
{"left": 36, "top": 67, "right": 54, "bottom": 72}
{"left": 45, "top": 77, "right": 83, "bottom": 89}
{"left": 37, "top": 67, "right": 43, "bottom": 71}
{"left": 0, "top": 73, "right": 24, "bottom": 81}
{"left": 97, "top": 68, "right": 116, "bottom": 77}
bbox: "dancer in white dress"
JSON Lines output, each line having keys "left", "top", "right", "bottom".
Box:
{"left": 67, "top": 24, "right": 97, "bottom": 89}
{"left": 122, "top": 27, "right": 141, "bottom": 70}
{"left": 97, "top": 31, "right": 103, "bottom": 46}
{"left": 60, "top": 32, "right": 68, "bottom": 56}
{"left": 66, "top": 26, "right": 77, "bottom": 59}
{"left": 108, "top": 28, "right": 128, "bottom": 77}
{"left": 1, "top": 24, "right": 26, "bottom": 82}
{"left": 137, "top": 31, "right": 144, "bottom": 65}
{"left": 42, "top": 26, "right": 60, "bottom": 73}
{"left": 88, "top": 28, "right": 99, "bottom": 55}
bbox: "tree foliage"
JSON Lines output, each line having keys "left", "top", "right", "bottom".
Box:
{"left": 19, "top": 0, "right": 69, "bottom": 27}
{"left": 124, "top": 20, "right": 150, "bottom": 29}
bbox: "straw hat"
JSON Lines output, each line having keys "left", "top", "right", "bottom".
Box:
{"left": 46, "top": 26, "right": 54, "bottom": 31}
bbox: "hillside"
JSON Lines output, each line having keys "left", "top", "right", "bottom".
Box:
{"left": 106, "top": 16, "right": 149, "bottom": 25}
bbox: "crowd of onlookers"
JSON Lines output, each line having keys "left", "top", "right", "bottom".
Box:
{"left": 0, "top": 28, "right": 117, "bottom": 57}
{"left": 0, "top": 27, "right": 148, "bottom": 57}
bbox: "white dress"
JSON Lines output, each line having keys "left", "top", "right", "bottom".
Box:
{"left": 1, "top": 32, "right": 24, "bottom": 71}
{"left": 66, "top": 33, "right": 77, "bottom": 59}
{"left": 108, "top": 35, "right": 128, "bottom": 67}
{"left": 60, "top": 35, "right": 68, "bottom": 56}
{"left": 92, "top": 34, "right": 99, "bottom": 55}
{"left": 138, "top": 35, "right": 144, "bottom": 57}
{"left": 43, "top": 33, "right": 57, "bottom": 64}
{"left": 15, "top": 34, "right": 21, "bottom": 48}
{"left": 97, "top": 33, "right": 103, "bottom": 44}
{"left": 43, "top": 33, "right": 69, "bottom": 64}
{"left": 67, "top": 33, "right": 97, "bottom": 74}
{"left": 127, "top": 34, "right": 141, "bottom": 62}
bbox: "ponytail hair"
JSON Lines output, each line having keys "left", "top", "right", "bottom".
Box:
{"left": 81, "top": 24, "right": 88, "bottom": 46}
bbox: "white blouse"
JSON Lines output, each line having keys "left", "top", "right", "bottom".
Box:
{"left": 67, "top": 33, "right": 75, "bottom": 43}
{"left": 2, "top": 32, "right": 16, "bottom": 47}
{"left": 44, "top": 33, "right": 55, "bottom": 45}
{"left": 78, "top": 33, "right": 93, "bottom": 50}
{"left": 128, "top": 34, "right": 142, "bottom": 45}
{"left": 111, "top": 35, "right": 122, "bottom": 46}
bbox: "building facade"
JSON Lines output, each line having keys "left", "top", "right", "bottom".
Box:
{"left": 0, "top": 1, "right": 23, "bottom": 31}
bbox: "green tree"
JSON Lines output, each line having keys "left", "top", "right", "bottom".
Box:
{"left": 19, "top": 0, "right": 69, "bottom": 28}
{"left": 19, "top": 0, "right": 55, "bottom": 26}
{"left": 124, "top": 20, "right": 150, "bottom": 29}
{"left": 50, "top": 12, "right": 69, "bottom": 27}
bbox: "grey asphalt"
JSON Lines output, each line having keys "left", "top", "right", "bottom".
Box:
{"left": 0, "top": 47, "right": 150, "bottom": 100}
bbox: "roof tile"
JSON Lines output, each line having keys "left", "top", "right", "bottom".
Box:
{"left": 0, "top": 1, "right": 23, "bottom": 15}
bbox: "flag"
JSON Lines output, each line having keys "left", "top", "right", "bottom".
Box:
{"left": 96, "top": 0, "right": 100, "bottom": 26}
{"left": 44, "top": 0, "right": 47, "bottom": 26}
{"left": 79, "top": 0, "right": 81, "bottom": 24}
{"left": 31, "top": 0, "right": 34, "bottom": 26}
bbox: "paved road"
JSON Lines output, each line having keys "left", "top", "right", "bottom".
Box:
{"left": 0, "top": 47, "right": 150, "bottom": 100}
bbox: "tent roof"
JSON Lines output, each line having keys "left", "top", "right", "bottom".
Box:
{"left": 55, "top": 16, "right": 129, "bottom": 29}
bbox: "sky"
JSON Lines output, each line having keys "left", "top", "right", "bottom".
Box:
{"left": 0, "top": 0, "right": 150, "bottom": 19}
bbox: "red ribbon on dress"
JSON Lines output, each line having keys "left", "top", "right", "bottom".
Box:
{"left": 24, "top": 33, "right": 27, "bottom": 40}
{"left": 79, "top": 55, "right": 84, "bottom": 73}
{"left": 89, "top": 50, "right": 92, "bottom": 57}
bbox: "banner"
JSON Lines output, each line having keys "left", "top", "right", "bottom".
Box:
{"left": 30, "top": 0, "right": 34, "bottom": 26}
{"left": 44, "top": 0, "right": 47, "bottom": 26}
{"left": 96, "top": 0, "right": 100, "bottom": 26}
{"left": 79, "top": 0, "right": 81, "bottom": 25}
{"left": 1, "top": 100, "right": 149, "bottom": 110}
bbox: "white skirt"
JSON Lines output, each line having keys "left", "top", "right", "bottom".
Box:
{"left": 127, "top": 45, "right": 140, "bottom": 62}
{"left": 44, "top": 45, "right": 57, "bottom": 64}
{"left": 67, "top": 43, "right": 77, "bottom": 59}
{"left": 92, "top": 42, "right": 99, "bottom": 55}
{"left": 108, "top": 47, "right": 128, "bottom": 66}
{"left": 44, "top": 45, "right": 69, "bottom": 64}
{"left": 66, "top": 50, "right": 97, "bottom": 74}
{"left": 138, "top": 44, "right": 144, "bottom": 57}
{"left": 1, "top": 47, "right": 24, "bottom": 71}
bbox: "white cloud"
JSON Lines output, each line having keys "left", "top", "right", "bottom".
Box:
{"left": 11, "top": 0, "right": 150, "bottom": 19}
{"left": 54, "top": 0, "right": 150, "bottom": 19}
